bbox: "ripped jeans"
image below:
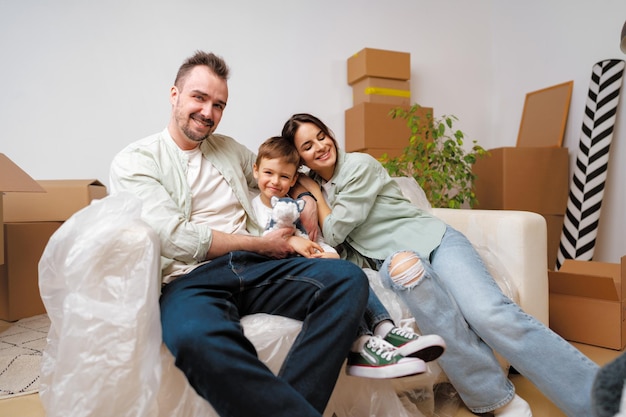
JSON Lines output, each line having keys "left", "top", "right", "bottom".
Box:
{"left": 376, "top": 226, "right": 598, "bottom": 416}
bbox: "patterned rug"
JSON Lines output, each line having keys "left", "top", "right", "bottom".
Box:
{"left": 0, "top": 314, "right": 49, "bottom": 399}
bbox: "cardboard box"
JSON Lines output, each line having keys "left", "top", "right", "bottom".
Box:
{"left": 0, "top": 154, "right": 45, "bottom": 264}
{"left": 352, "top": 77, "right": 411, "bottom": 106}
{"left": 473, "top": 147, "right": 569, "bottom": 215}
{"left": 0, "top": 177, "right": 106, "bottom": 321}
{"left": 345, "top": 103, "right": 432, "bottom": 152}
{"left": 3, "top": 179, "right": 107, "bottom": 222}
{"left": 347, "top": 48, "right": 411, "bottom": 85}
{"left": 0, "top": 222, "right": 62, "bottom": 321}
{"left": 543, "top": 214, "right": 564, "bottom": 270}
{"left": 352, "top": 148, "right": 407, "bottom": 160}
{"left": 549, "top": 257, "right": 626, "bottom": 350}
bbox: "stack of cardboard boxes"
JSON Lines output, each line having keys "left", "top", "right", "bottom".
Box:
{"left": 345, "top": 47, "right": 431, "bottom": 159}
{"left": 472, "top": 81, "right": 574, "bottom": 270}
{"left": 0, "top": 154, "right": 106, "bottom": 321}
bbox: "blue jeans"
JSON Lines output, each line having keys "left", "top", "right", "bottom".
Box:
{"left": 358, "top": 287, "right": 394, "bottom": 336}
{"left": 378, "top": 226, "right": 599, "bottom": 416}
{"left": 160, "top": 251, "right": 368, "bottom": 417}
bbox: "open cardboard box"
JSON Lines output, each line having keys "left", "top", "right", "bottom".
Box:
{"left": 549, "top": 256, "right": 626, "bottom": 350}
{"left": 0, "top": 154, "right": 44, "bottom": 264}
{"left": 3, "top": 179, "right": 107, "bottom": 222}
{"left": 1, "top": 176, "right": 107, "bottom": 321}
{"left": 1, "top": 222, "right": 62, "bottom": 321}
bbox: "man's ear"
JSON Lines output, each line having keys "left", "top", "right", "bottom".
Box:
{"left": 169, "top": 86, "right": 179, "bottom": 105}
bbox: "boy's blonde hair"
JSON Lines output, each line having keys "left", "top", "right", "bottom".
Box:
{"left": 256, "top": 136, "right": 301, "bottom": 169}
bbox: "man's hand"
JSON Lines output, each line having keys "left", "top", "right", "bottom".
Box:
{"left": 205, "top": 228, "right": 296, "bottom": 260}
{"left": 259, "top": 228, "right": 298, "bottom": 258}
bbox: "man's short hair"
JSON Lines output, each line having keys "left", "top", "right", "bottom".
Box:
{"left": 174, "top": 50, "right": 230, "bottom": 88}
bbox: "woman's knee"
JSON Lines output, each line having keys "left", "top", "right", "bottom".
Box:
{"left": 387, "top": 251, "right": 426, "bottom": 287}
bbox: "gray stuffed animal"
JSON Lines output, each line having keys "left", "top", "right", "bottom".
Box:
{"left": 263, "top": 196, "right": 309, "bottom": 239}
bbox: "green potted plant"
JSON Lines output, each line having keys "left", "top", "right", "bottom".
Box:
{"left": 380, "top": 104, "right": 489, "bottom": 209}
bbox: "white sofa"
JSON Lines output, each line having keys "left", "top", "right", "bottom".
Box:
{"left": 38, "top": 178, "right": 549, "bottom": 417}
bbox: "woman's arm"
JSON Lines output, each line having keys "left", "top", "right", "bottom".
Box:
{"left": 289, "top": 182, "right": 319, "bottom": 241}
{"left": 297, "top": 176, "right": 331, "bottom": 227}
{"left": 298, "top": 155, "right": 386, "bottom": 247}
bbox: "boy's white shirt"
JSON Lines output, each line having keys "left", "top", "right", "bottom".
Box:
{"left": 251, "top": 195, "right": 338, "bottom": 255}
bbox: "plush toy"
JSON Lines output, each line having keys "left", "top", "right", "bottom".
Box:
{"left": 263, "top": 196, "right": 309, "bottom": 238}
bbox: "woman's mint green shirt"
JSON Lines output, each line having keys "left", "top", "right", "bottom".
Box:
{"left": 315, "top": 149, "right": 446, "bottom": 266}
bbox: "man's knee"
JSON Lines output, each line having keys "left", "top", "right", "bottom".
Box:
{"left": 388, "top": 251, "right": 425, "bottom": 287}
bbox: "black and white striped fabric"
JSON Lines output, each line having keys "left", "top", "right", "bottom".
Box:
{"left": 556, "top": 59, "right": 625, "bottom": 270}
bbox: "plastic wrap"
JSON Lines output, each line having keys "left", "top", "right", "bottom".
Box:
{"left": 393, "top": 176, "right": 433, "bottom": 213}
{"left": 38, "top": 193, "right": 163, "bottom": 417}
{"left": 36, "top": 188, "right": 494, "bottom": 417}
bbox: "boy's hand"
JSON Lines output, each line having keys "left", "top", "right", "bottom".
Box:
{"left": 287, "top": 235, "right": 324, "bottom": 258}
{"left": 311, "top": 251, "right": 340, "bottom": 259}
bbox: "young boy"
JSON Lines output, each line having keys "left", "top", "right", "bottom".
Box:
{"left": 252, "top": 136, "right": 446, "bottom": 379}
{"left": 251, "top": 137, "right": 337, "bottom": 259}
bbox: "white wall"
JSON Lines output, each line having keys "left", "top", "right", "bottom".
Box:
{"left": 1, "top": 0, "right": 624, "bottom": 263}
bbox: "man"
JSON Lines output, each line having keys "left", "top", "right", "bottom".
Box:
{"left": 109, "top": 50, "right": 368, "bottom": 417}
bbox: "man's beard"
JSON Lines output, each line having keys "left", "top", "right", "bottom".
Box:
{"left": 177, "top": 111, "right": 215, "bottom": 143}
{"left": 182, "top": 123, "right": 210, "bottom": 143}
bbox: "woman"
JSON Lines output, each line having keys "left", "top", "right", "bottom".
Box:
{"left": 281, "top": 113, "right": 599, "bottom": 417}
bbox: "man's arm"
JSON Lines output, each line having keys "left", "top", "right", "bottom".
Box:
{"left": 205, "top": 228, "right": 296, "bottom": 260}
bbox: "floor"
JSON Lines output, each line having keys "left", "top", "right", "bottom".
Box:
{"left": 0, "top": 319, "right": 622, "bottom": 417}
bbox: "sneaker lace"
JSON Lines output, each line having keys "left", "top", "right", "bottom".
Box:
{"left": 366, "top": 336, "right": 398, "bottom": 360}
{"left": 391, "top": 326, "right": 418, "bottom": 340}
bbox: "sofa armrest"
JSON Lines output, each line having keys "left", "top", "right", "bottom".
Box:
{"left": 432, "top": 208, "right": 549, "bottom": 326}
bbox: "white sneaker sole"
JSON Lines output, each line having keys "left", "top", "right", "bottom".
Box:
{"left": 346, "top": 358, "right": 427, "bottom": 379}
{"left": 394, "top": 334, "right": 446, "bottom": 362}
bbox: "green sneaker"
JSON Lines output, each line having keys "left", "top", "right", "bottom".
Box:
{"left": 384, "top": 326, "right": 446, "bottom": 362}
{"left": 346, "top": 336, "right": 426, "bottom": 379}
